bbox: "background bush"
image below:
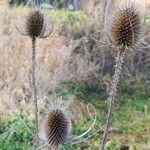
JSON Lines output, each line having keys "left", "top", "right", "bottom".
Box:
{"left": 10, "top": 0, "right": 73, "bottom": 8}
{"left": 0, "top": 112, "right": 35, "bottom": 150}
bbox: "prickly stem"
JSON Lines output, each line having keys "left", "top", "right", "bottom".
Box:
{"left": 31, "top": 36, "right": 39, "bottom": 149}
{"left": 100, "top": 49, "right": 125, "bottom": 150}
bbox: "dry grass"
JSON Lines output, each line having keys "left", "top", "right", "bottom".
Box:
{"left": 0, "top": 4, "right": 149, "bottom": 150}
{"left": 0, "top": 6, "right": 98, "bottom": 115}
{"left": 0, "top": 4, "right": 150, "bottom": 116}
{"left": 0, "top": 7, "right": 70, "bottom": 115}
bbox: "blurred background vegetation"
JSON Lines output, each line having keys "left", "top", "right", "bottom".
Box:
{"left": 0, "top": 0, "right": 150, "bottom": 149}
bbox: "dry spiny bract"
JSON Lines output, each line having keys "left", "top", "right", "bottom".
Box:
{"left": 26, "top": 10, "right": 44, "bottom": 37}
{"left": 45, "top": 100, "right": 72, "bottom": 149}
{"left": 15, "top": 10, "right": 53, "bottom": 38}
{"left": 110, "top": 4, "right": 142, "bottom": 48}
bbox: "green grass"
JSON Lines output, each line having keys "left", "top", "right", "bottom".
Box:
{"left": 0, "top": 111, "right": 35, "bottom": 150}
{"left": 49, "top": 9, "right": 87, "bottom": 30}
{"left": 44, "top": 80, "right": 150, "bottom": 149}
{"left": 145, "top": 15, "right": 150, "bottom": 24}
{"left": 0, "top": 81, "right": 150, "bottom": 149}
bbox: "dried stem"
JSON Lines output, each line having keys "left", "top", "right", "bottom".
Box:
{"left": 103, "top": 0, "right": 112, "bottom": 31}
{"left": 100, "top": 49, "right": 126, "bottom": 150}
{"left": 31, "top": 36, "right": 39, "bottom": 149}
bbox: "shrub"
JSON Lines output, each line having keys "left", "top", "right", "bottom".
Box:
{"left": 0, "top": 112, "right": 35, "bottom": 150}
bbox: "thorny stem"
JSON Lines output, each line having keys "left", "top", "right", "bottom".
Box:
{"left": 100, "top": 49, "right": 126, "bottom": 150}
{"left": 32, "top": 36, "right": 39, "bottom": 149}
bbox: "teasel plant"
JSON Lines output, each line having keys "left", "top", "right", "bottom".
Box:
{"left": 100, "top": 2, "right": 143, "bottom": 150}
{"left": 15, "top": 2, "right": 53, "bottom": 148}
{"left": 37, "top": 97, "right": 102, "bottom": 150}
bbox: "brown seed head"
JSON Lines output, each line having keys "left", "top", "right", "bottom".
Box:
{"left": 110, "top": 4, "right": 142, "bottom": 48}
{"left": 45, "top": 100, "right": 72, "bottom": 148}
{"left": 26, "top": 10, "right": 44, "bottom": 37}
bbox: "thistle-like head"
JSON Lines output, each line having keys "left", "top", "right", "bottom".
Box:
{"left": 39, "top": 99, "right": 98, "bottom": 149}
{"left": 15, "top": 10, "right": 52, "bottom": 38}
{"left": 110, "top": 4, "right": 142, "bottom": 49}
{"left": 25, "top": 10, "right": 44, "bottom": 37}
{"left": 44, "top": 99, "right": 72, "bottom": 149}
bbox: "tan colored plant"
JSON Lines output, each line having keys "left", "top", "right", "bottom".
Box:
{"left": 100, "top": 3, "right": 142, "bottom": 150}
{"left": 16, "top": 9, "right": 52, "bottom": 148}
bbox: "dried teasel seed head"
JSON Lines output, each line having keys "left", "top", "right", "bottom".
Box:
{"left": 110, "top": 4, "right": 142, "bottom": 49}
{"left": 15, "top": 9, "right": 53, "bottom": 38}
{"left": 26, "top": 10, "right": 44, "bottom": 37}
{"left": 44, "top": 99, "right": 72, "bottom": 149}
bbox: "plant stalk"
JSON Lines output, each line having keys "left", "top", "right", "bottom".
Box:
{"left": 31, "top": 36, "right": 39, "bottom": 149}
{"left": 103, "top": 0, "right": 112, "bottom": 31}
{"left": 100, "top": 49, "right": 126, "bottom": 150}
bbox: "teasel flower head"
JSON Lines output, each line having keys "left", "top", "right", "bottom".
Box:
{"left": 43, "top": 98, "right": 72, "bottom": 149}
{"left": 109, "top": 3, "right": 142, "bottom": 50}
{"left": 15, "top": 10, "right": 53, "bottom": 38}
{"left": 25, "top": 10, "right": 44, "bottom": 37}
{"left": 39, "top": 99, "right": 98, "bottom": 149}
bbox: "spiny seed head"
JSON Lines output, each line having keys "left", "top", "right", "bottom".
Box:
{"left": 110, "top": 4, "right": 142, "bottom": 48}
{"left": 26, "top": 10, "right": 44, "bottom": 37}
{"left": 44, "top": 99, "right": 72, "bottom": 148}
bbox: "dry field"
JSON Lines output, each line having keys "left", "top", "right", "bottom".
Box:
{"left": 0, "top": 7, "right": 69, "bottom": 115}
{"left": 0, "top": 6, "right": 99, "bottom": 116}
{"left": 0, "top": 2, "right": 150, "bottom": 150}
{"left": 0, "top": 1, "right": 150, "bottom": 116}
